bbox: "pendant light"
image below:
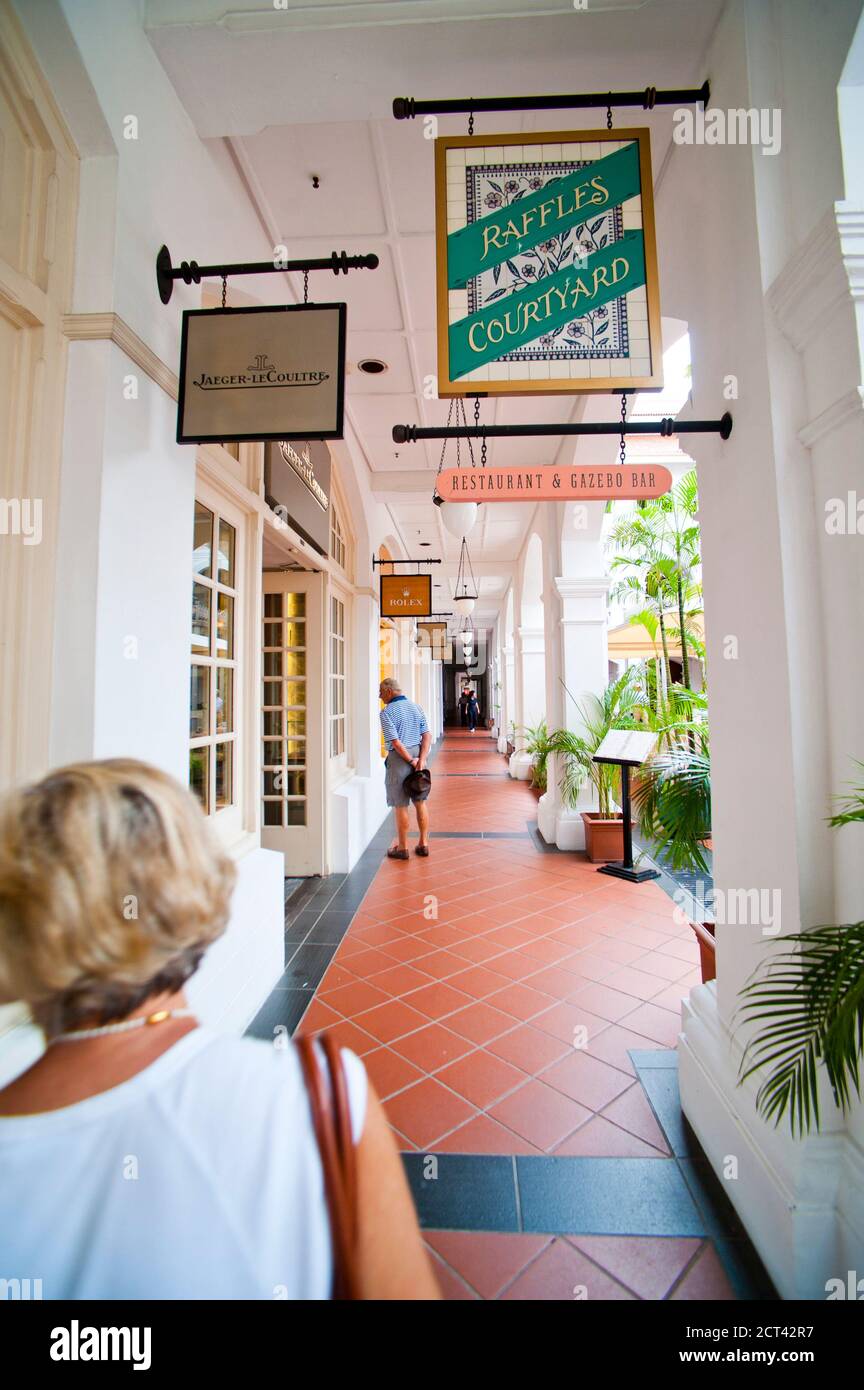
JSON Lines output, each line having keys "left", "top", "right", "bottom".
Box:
{"left": 440, "top": 500, "right": 478, "bottom": 538}
{"left": 453, "top": 536, "right": 478, "bottom": 617}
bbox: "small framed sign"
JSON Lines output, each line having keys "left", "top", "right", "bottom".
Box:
{"left": 416, "top": 620, "right": 451, "bottom": 660}
{"left": 435, "top": 128, "right": 662, "bottom": 397}
{"left": 593, "top": 729, "right": 657, "bottom": 766}
{"left": 380, "top": 574, "right": 432, "bottom": 619}
{"left": 177, "top": 302, "right": 346, "bottom": 444}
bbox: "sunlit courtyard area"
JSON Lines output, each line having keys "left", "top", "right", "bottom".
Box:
{"left": 1, "top": 0, "right": 863, "bottom": 1356}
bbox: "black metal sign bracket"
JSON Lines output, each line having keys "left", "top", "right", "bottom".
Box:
{"left": 393, "top": 81, "right": 709, "bottom": 121}
{"left": 156, "top": 245, "right": 379, "bottom": 305}
{"left": 372, "top": 557, "right": 443, "bottom": 568}
{"left": 393, "top": 414, "right": 733, "bottom": 443}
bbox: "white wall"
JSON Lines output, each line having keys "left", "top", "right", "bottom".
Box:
{"left": 659, "top": 0, "right": 864, "bottom": 1297}
{"left": 18, "top": 0, "right": 287, "bottom": 1034}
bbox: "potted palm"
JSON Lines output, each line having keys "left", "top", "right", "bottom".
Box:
{"left": 518, "top": 720, "right": 552, "bottom": 797}
{"left": 736, "top": 763, "right": 864, "bottom": 1135}
{"left": 548, "top": 670, "right": 643, "bottom": 861}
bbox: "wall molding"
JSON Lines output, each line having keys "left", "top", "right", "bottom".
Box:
{"left": 798, "top": 385, "right": 864, "bottom": 449}
{"left": 61, "top": 312, "right": 178, "bottom": 400}
{"left": 766, "top": 208, "right": 854, "bottom": 354}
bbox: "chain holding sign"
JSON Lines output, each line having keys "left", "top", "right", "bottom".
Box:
{"left": 435, "top": 128, "right": 663, "bottom": 397}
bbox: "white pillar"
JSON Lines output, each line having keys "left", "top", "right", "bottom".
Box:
{"left": 509, "top": 626, "right": 544, "bottom": 779}
{"left": 661, "top": 0, "right": 864, "bottom": 1297}
{"left": 538, "top": 577, "right": 610, "bottom": 850}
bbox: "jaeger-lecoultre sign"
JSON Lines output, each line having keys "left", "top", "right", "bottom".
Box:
{"left": 177, "top": 303, "right": 346, "bottom": 443}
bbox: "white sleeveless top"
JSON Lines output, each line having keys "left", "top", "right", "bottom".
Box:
{"left": 0, "top": 1028, "right": 367, "bottom": 1300}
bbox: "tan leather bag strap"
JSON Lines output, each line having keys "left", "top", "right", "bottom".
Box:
{"left": 295, "top": 1033, "right": 361, "bottom": 1300}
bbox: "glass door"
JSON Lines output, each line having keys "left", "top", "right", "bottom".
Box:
{"left": 261, "top": 571, "right": 325, "bottom": 875}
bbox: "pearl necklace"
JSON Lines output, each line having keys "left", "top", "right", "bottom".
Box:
{"left": 51, "top": 1009, "right": 195, "bottom": 1043}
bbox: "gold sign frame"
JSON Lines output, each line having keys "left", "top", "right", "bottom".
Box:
{"left": 435, "top": 127, "right": 663, "bottom": 397}
{"left": 379, "top": 573, "right": 433, "bottom": 618}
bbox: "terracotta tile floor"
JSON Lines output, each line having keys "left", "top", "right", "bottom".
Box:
{"left": 423, "top": 1231, "right": 736, "bottom": 1301}
{"left": 297, "top": 728, "right": 733, "bottom": 1299}
{"left": 301, "top": 730, "right": 699, "bottom": 1157}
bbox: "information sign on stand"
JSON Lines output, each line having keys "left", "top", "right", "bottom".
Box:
{"left": 592, "top": 729, "right": 660, "bottom": 884}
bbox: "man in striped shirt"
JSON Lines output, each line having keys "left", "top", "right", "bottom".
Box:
{"left": 379, "top": 677, "right": 432, "bottom": 861}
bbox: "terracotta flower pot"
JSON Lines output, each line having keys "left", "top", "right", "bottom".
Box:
{"left": 689, "top": 920, "right": 716, "bottom": 983}
{"left": 580, "top": 811, "right": 634, "bottom": 863}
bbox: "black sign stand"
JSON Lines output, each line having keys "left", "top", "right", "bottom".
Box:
{"left": 593, "top": 755, "right": 660, "bottom": 885}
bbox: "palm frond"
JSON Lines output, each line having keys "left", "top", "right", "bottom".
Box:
{"left": 737, "top": 924, "right": 864, "bottom": 1136}
{"left": 828, "top": 761, "right": 864, "bottom": 828}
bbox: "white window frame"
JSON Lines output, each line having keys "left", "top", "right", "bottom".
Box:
{"left": 190, "top": 468, "right": 255, "bottom": 849}
{"left": 328, "top": 581, "right": 352, "bottom": 776}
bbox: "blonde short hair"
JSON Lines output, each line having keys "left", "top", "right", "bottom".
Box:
{"left": 0, "top": 759, "right": 236, "bottom": 1036}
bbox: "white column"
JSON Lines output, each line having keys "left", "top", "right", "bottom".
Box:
{"left": 660, "top": 0, "right": 864, "bottom": 1297}
{"left": 509, "top": 626, "right": 544, "bottom": 779}
{"left": 538, "top": 577, "right": 610, "bottom": 850}
{"left": 500, "top": 642, "right": 515, "bottom": 753}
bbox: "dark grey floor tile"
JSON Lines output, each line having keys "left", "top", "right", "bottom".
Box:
{"left": 713, "top": 1236, "right": 778, "bottom": 1300}
{"left": 283, "top": 908, "right": 322, "bottom": 952}
{"left": 282, "top": 941, "right": 336, "bottom": 992}
{"left": 245, "top": 987, "right": 310, "bottom": 1042}
{"left": 677, "top": 1157, "right": 748, "bottom": 1240}
{"left": 630, "top": 1048, "right": 678, "bottom": 1069}
{"left": 328, "top": 889, "right": 371, "bottom": 913}
{"left": 638, "top": 1067, "right": 697, "bottom": 1157}
{"left": 401, "top": 1154, "right": 519, "bottom": 1231}
{"left": 305, "top": 911, "right": 355, "bottom": 945}
{"left": 516, "top": 1156, "right": 705, "bottom": 1237}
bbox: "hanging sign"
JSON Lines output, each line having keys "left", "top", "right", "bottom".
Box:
{"left": 435, "top": 128, "right": 662, "bottom": 397}
{"left": 177, "top": 303, "right": 346, "bottom": 443}
{"left": 438, "top": 462, "right": 672, "bottom": 501}
{"left": 416, "top": 620, "right": 451, "bottom": 660}
{"left": 380, "top": 573, "right": 432, "bottom": 618}
{"left": 264, "top": 439, "right": 332, "bottom": 555}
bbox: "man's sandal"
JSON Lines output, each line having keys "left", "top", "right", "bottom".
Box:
{"left": 415, "top": 845, "right": 429, "bottom": 857}
{"left": 387, "top": 848, "right": 409, "bottom": 860}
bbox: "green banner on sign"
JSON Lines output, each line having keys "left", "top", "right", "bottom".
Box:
{"left": 447, "top": 141, "right": 641, "bottom": 290}
{"left": 448, "top": 230, "right": 646, "bottom": 379}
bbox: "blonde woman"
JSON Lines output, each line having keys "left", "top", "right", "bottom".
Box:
{"left": 0, "top": 760, "right": 439, "bottom": 1301}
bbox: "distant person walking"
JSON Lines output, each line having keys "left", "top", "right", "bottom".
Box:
{"left": 379, "top": 677, "right": 432, "bottom": 860}
{"left": 459, "top": 685, "right": 471, "bottom": 727}
{"left": 467, "top": 690, "right": 480, "bottom": 733}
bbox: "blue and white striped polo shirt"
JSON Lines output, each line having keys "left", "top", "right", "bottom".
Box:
{"left": 379, "top": 696, "right": 429, "bottom": 752}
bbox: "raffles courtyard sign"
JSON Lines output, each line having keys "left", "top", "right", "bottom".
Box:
{"left": 435, "top": 128, "right": 663, "bottom": 397}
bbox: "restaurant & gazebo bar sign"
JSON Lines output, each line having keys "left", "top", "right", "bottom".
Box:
{"left": 438, "top": 463, "right": 672, "bottom": 501}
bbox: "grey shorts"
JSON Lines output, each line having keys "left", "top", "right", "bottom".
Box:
{"left": 385, "top": 746, "right": 420, "bottom": 808}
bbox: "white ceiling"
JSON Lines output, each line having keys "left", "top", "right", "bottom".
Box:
{"left": 146, "top": 0, "right": 720, "bottom": 627}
